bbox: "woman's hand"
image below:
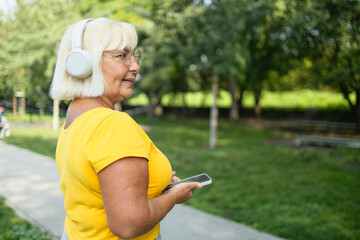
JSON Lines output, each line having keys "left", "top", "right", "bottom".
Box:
{"left": 164, "top": 181, "right": 202, "bottom": 204}
{"left": 170, "top": 171, "right": 180, "bottom": 184}
{"left": 166, "top": 170, "right": 202, "bottom": 204}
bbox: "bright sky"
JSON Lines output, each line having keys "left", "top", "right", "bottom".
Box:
{"left": 0, "top": 0, "right": 16, "bottom": 15}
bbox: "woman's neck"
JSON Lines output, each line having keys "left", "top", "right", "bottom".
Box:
{"left": 95, "top": 96, "right": 114, "bottom": 109}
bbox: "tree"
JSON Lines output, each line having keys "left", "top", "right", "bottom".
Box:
{"left": 199, "top": 0, "right": 246, "bottom": 122}
{"left": 197, "top": 0, "right": 292, "bottom": 121}
{"left": 0, "top": 0, "right": 79, "bottom": 106}
{"left": 288, "top": 0, "right": 360, "bottom": 132}
{"left": 136, "top": 0, "right": 206, "bottom": 110}
{"left": 236, "top": 0, "right": 292, "bottom": 118}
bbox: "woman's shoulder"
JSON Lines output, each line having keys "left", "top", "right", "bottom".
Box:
{"left": 90, "top": 108, "right": 140, "bottom": 129}
{"left": 82, "top": 107, "right": 127, "bottom": 119}
{"left": 89, "top": 109, "right": 150, "bottom": 142}
{"left": 64, "top": 107, "right": 126, "bottom": 130}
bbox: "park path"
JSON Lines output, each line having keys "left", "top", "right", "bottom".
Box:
{"left": 0, "top": 140, "right": 285, "bottom": 240}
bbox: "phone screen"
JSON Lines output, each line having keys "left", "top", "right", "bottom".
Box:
{"left": 163, "top": 173, "right": 212, "bottom": 192}
{"left": 178, "top": 174, "right": 211, "bottom": 184}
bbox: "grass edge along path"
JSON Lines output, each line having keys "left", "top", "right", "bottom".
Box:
{"left": 0, "top": 197, "right": 52, "bottom": 240}
{"left": 2, "top": 117, "right": 360, "bottom": 240}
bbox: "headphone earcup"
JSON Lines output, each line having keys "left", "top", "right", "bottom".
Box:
{"left": 65, "top": 49, "right": 93, "bottom": 78}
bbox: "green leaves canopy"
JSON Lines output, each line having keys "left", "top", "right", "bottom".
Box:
{"left": 0, "top": 0, "right": 79, "bottom": 99}
{"left": 0, "top": 0, "right": 359, "bottom": 129}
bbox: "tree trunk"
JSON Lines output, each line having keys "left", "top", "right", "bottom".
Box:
{"left": 147, "top": 90, "right": 155, "bottom": 124}
{"left": 209, "top": 76, "right": 219, "bottom": 149}
{"left": 154, "top": 95, "right": 163, "bottom": 117}
{"left": 13, "top": 95, "right": 17, "bottom": 117}
{"left": 254, "top": 91, "right": 262, "bottom": 119}
{"left": 340, "top": 85, "right": 360, "bottom": 133}
{"left": 345, "top": 58, "right": 360, "bottom": 133}
{"left": 228, "top": 75, "right": 239, "bottom": 121}
{"left": 355, "top": 90, "right": 360, "bottom": 133}
{"left": 39, "top": 106, "right": 44, "bottom": 116}
{"left": 20, "top": 94, "right": 26, "bottom": 117}
{"left": 181, "top": 92, "right": 188, "bottom": 116}
{"left": 237, "top": 87, "right": 244, "bottom": 113}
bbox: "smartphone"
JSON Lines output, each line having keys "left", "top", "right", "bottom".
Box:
{"left": 163, "top": 173, "right": 212, "bottom": 192}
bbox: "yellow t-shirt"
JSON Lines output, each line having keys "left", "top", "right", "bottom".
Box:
{"left": 56, "top": 108, "right": 172, "bottom": 240}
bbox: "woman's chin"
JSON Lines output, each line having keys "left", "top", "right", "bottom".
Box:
{"left": 120, "top": 91, "right": 133, "bottom": 100}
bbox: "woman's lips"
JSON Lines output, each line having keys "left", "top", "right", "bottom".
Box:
{"left": 122, "top": 79, "right": 134, "bottom": 85}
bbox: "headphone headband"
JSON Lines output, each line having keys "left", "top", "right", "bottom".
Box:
{"left": 65, "top": 18, "right": 94, "bottom": 78}
{"left": 72, "top": 18, "right": 94, "bottom": 50}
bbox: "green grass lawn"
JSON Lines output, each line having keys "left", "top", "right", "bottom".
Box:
{"left": 5, "top": 114, "right": 54, "bottom": 123}
{"left": 127, "top": 89, "right": 354, "bottom": 110}
{"left": 1, "top": 116, "right": 360, "bottom": 240}
{"left": 0, "top": 197, "right": 52, "bottom": 240}
{"left": 145, "top": 117, "right": 360, "bottom": 240}
{"left": 2, "top": 127, "right": 60, "bottom": 158}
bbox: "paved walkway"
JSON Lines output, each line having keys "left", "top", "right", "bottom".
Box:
{"left": 0, "top": 140, "right": 285, "bottom": 240}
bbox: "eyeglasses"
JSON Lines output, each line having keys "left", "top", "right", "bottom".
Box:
{"left": 104, "top": 48, "right": 142, "bottom": 66}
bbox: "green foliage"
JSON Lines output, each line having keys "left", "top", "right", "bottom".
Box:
{"left": 74, "top": 0, "right": 152, "bottom": 31}
{"left": 0, "top": 0, "right": 359, "bottom": 127}
{"left": 286, "top": 0, "right": 360, "bottom": 129}
{"left": 238, "top": 0, "right": 290, "bottom": 96}
{"left": 0, "top": 0, "right": 79, "bottom": 100}
{"left": 136, "top": 0, "right": 207, "bottom": 106}
{"left": 0, "top": 197, "right": 52, "bottom": 240}
{"left": 134, "top": 0, "right": 303, "bottom": 114}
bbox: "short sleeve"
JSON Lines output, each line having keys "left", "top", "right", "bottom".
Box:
{"left": 86, "top": 112, "right": 150, "bottom": 173}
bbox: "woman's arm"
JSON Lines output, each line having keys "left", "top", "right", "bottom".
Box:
{"left": 98, "top": 157, "right": 201, "bottom": 239}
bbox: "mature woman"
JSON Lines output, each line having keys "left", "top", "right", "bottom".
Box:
{"left": 50, "top": 18, "right": 201, "bottom": 240}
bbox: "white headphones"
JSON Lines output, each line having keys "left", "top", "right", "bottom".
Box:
{"left": 65, "top": 18, "right": 94, "bottom": 78}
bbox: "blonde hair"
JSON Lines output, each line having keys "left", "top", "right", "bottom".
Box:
{"left": 50, "top": 18, "right": 138, "bottom": 100}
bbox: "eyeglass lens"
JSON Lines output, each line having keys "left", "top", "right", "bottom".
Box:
{"left": 105, "top": 49, "right": 142, "bottom": 66}
{"left": 134, "top": 49, "right": 142, "bottom": 66}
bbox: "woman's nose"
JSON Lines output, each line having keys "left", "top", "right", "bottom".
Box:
{"left": 129, "top": 57, "right": 140, "bottom": 72}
